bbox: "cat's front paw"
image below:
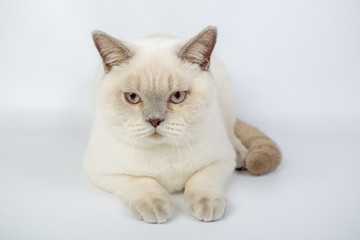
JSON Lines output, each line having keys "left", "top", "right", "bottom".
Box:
{"left": 130, "top": 194, "right": 174, "bottom": 224}
{"left": 185, "top": 191, "right": 227, "bottom": 222}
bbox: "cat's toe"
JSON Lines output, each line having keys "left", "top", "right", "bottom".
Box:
{"left": 130, "top": 195, "right": 174, "bottom": 223}
{"left": 185, "top": 191, "right": 226, "bottom": 222}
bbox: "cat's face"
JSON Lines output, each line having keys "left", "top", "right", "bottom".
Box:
{"left": 93, "top": 27, "right": 217, "bottom": 146}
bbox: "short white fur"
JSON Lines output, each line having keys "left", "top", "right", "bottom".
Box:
{"left": 84, "top": 26, "right": 248, "bottom": 223}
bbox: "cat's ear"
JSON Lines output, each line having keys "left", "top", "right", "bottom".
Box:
{"left": 179, "top": 26, "right": 217, "bottom": 71}
{"left": 92, "top": 30, "right": 132, "bottom": 72}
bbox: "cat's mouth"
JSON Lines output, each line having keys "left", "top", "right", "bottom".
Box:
{"left": 149, "top": 132, "right": 163, "bottom": 139}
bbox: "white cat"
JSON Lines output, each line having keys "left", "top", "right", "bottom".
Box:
{"left": 84, "top": 26, "right": 281, "bottom": 223}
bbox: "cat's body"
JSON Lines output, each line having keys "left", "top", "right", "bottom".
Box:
{"left": 84, "top": 27, "right": 281, "bottom": 223}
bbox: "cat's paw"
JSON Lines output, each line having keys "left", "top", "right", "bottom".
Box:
{"left": 130, "top": 194, "right": 174, "bottom": 224}
{"left": 185, "top": 191, "right": 227, "bottom": 222}
{"left": 236, "top": 148, "right": 248, "bottom": 169}
{"left": 235, "top": 144, "right": 248, "bottom": 169}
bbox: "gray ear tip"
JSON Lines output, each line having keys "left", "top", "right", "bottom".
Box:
{"left": 204, "top": 26, "right": 218, "bottom": 34}
{"left": 92, "top": 30, "right": 106, "bottom": 38}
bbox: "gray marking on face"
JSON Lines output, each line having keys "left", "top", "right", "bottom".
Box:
{"left": 142, "top": 92, "right": 168, "bottom": 120}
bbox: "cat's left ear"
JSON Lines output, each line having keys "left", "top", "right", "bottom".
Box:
{"left": 92, "top": 30, "right": 132, "bottom": 72}
{"left": 179, "top": 26, "right": 217, "bottom": 71}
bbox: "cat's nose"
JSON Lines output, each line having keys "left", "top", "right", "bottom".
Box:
{"left": 147, "top": 118, "right": 164, "bottom": 128}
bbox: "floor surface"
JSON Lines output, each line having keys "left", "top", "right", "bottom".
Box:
{"left": 1, "top": 116, "right": 359, "bottom": 240}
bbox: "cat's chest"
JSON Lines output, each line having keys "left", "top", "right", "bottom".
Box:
{"left": 109, "top": 143, "right": 212, "bottom": 192}
{"left": 123, "top": 145, "right": 206, "bottom": 170}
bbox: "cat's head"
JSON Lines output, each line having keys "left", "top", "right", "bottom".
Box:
{"left": 92, "top": 26, "right": 218, "bottom": 146}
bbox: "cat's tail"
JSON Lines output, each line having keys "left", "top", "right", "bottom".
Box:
{"left": 234, "top": 119, "right": 281, "bottom": 176}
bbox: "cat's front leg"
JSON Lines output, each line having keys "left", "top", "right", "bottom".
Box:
{"left": 184, "top": 159, "right": 235, "bottom": 222}
{"left": 91, "top": 174, "right": 174, "bottom": 223}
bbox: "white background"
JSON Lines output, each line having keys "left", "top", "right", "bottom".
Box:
{"left": 1, "top": 0, "right": 359, "bottom": 239}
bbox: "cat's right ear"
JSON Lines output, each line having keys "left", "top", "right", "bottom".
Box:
{"left": 92, "top": 30, "right": 132, "bottom": 72}
{"left": 179, "top": 26, "right": 217, "bottom": 71}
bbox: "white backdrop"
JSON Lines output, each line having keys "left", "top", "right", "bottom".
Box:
{"left": 1, "top": 1, "right": 360, "bottom": 239}
{"left": 1, "top": 0, "right": 359, "bottom": 134}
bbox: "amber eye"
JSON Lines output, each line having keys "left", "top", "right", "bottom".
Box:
{"left": 125, "top": 92, "right": 141, "bottom": 104}
{"left": 170, "top": 91, "right": 187, "bottom": 104}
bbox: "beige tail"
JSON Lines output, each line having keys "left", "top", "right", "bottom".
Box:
{"left": 234, "top": 119, "right": 281, "bottom": 176}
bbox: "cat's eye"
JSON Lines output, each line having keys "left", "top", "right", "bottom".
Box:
{"left": 169, "top": 91, "right": 187, "bottom": 104}
{"left": 124, "top": 92, "right": 141, "bottom": 104}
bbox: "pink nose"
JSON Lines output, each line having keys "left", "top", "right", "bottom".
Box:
{"left": 147, "top": 118, "right": 163, "bottom": 128}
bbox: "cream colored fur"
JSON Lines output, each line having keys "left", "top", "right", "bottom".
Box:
{"left": 84, "top": 27, "right": 280, "bottom": 223}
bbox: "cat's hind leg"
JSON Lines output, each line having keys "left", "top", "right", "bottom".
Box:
{"left": 229, "top": 132, "right": 248, "bottom": 169}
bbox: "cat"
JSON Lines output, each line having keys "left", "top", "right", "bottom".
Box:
{"left": 83, "top": 26, "right": 281, "bottom": 223}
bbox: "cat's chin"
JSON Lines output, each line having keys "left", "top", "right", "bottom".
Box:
{"left": 148, "top": 132, "right": 164, "bottom": 140}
